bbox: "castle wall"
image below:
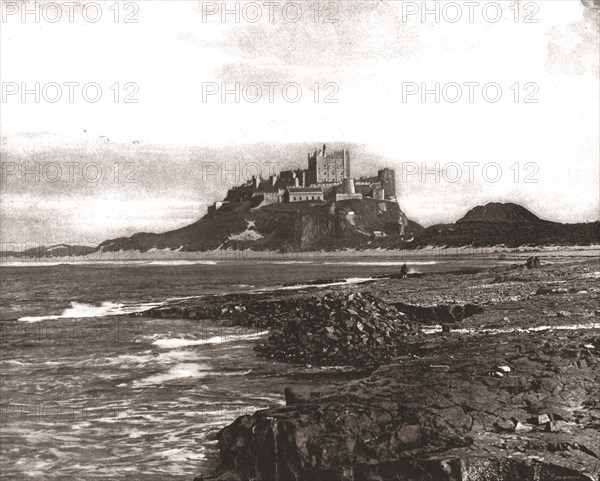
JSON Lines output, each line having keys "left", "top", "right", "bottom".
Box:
{"left": 317, "top": 157, "right": 346, "bottom": 184}
{"left": 222, "top": 147, "right": 396, "bottom": 208}
{"left": 335, "top": 193, "right": 363, "bottom": 201}
{"left": 287, "top": 192, "right": 324, "bottom": 202}
{"left": 378, "top": 168, "right": 396, "bottom": 199}
{"left": 262, "top": 192, "right": 279, "bottom": 205}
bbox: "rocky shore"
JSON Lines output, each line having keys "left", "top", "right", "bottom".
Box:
{"left": 136, "top": 258, "right": 600, "bottom": 481}
{"left": 205, "top": 327, "right": 599, "bottom": 481}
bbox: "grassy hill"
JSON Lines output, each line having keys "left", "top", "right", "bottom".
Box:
{"left": 98, "top": 198, "right": 408, "bottom": 252}
{"left": 410, "top": 203, "right": 599, "bottom": 248}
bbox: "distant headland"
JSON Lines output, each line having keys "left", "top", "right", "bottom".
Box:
{"left": 4, "top": 144, "right": 600, "bottom": 257}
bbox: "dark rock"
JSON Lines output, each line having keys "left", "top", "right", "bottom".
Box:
{"left": 496, "top": 419, "right": 516, "bottom": 431}
{"left": 546, "top": 421, "right": 564, "bottom": 432}
{"left": 255, "top": 292, "right": 420, "bottom": 367}
{"left": 203, "top": 332, "right": 600, "bottom": 481}
{"left": 284, "top": 387, "right": 309, "bottom": 405}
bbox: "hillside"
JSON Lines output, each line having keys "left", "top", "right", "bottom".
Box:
{"left": 6, "top": 202, "right": 596, "bottom": 259}
{"left": 98, "top": 198, "right": 409, "bottom": 252}
{"left": 457, "top": 202, "right": 541, "bottom": 224}
{"left": 411, "top": 202, "right": 599, "bottom": 248}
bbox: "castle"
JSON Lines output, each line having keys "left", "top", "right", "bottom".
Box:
{"left": 210, "top": 144, "right": 397, "bottom": 213}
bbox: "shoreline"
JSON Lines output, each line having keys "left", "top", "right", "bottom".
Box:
{"left": 129, "top": 257, "right": 600, "bottom": 481}
{"left": 1, "top": 244, "right": 599, "bottom": 267}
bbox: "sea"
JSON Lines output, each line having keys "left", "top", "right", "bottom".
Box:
{"left": 0, "top": 256, "right": 526, "bottom": 480}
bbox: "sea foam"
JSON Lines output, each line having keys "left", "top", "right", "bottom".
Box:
{"left": 18, "top": 300, "right": 162, "bottom": 322}
{"left": 153, "top": 331, "right": 270, "bottom": 349}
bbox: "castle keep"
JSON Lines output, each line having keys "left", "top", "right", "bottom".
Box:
{"left": 212, "top": 144, "right": 397, "bottom": 212}
{"left": 307, "top": 144, "right": 350, "bottom": 185}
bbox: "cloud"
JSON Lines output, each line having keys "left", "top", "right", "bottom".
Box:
{"left": 546, "top": 0, "right": 600, "bottom": 77}
{"left": 1, "top": 1, "right": 598, "bottom": 243}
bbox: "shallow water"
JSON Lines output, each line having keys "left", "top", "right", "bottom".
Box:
{"left": 0, "top": 259, "right": 501, "bottom": 480}
{"left": 1, "top": 316, "right": 290, "bottom": 480}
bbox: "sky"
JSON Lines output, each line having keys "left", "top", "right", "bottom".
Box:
{"left": 1, "top": 0, "right": 599, "bottom": 245}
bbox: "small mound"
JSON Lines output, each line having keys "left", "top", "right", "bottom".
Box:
{"left": 457, "top": 202, "right": 542, "bottom": 224}
{"left": 255, "top": 292, "right": 418, "bottom": 367}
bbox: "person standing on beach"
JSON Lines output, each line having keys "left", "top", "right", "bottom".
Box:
{"left": 400, "top": 263, "right": 408, "bottom": 279}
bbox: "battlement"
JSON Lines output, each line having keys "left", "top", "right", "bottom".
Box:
{"left": 220, "top": 145, "right": 395, "bottom": 207}
{"left": 309, "top": 149, "right": 346, "bottom": 159}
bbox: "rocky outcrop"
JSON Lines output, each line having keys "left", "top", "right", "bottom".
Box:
{"left": 192, "top": 259, "right": 600, "bottom": 481}
{"left": 138, "top": 289, "right": 484, "bottom": 368}
{"left": 98, "top": 197, "right": 408, "bottom": 253}
{"left": 200, "top": 331, "right": 600, "bottom": 481}
{"left": 255, "top": 292, "right": 418, "bottom": 367}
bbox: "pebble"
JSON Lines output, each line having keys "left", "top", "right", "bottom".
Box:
{"left": 515, "top": 422, "right": 532, "bottom": 432}
{"left": 545, "top": 421, "right": 563, "bottom": 433}
{"left": 536, "top": 414, "right": 551, "bottom": 425}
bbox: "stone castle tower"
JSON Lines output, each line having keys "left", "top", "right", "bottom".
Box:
{"left": 378, "top": 168, "right": 396, "bottom": 199}
{"left": 307, "top": 144, "right": 350, "bottom": 185}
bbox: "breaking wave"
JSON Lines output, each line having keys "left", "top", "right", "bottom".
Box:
{"left": 153, "top": 331, "right": 270, "bottom": 349}
{"left": 18, "top": 300, "right": 162, "bottom": 323}
{"left": 133, "top": 363, "right": 212, "bottom": 386}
